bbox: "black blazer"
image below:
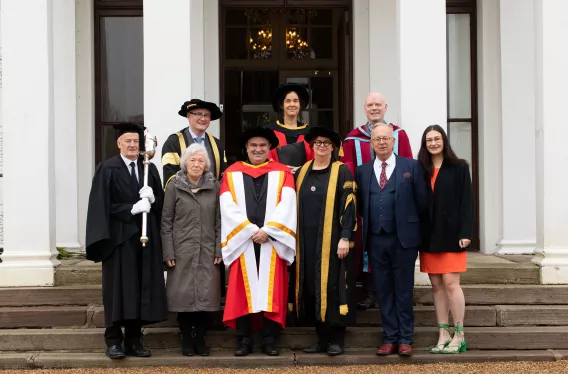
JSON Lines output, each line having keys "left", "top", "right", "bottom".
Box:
{"left": 421, "top": 160, "right": 473, "bottom": 253}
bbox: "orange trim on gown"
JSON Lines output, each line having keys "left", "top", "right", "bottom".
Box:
{"left": 419, "top": 167, "right": 467, "bottom": 274}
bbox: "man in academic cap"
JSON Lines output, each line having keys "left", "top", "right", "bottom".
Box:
{"left": 162, "top": 99, "right": 227, "bottom": 187}
{"left": 220, "top": 127, "right": 297, "bottom": 357}
{"left": 86, "top": 123, "right": 168, "bottom": 359}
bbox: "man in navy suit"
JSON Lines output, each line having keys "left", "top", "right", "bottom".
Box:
{"left": 356, "top": 124, "right": 428, "bottom": 356}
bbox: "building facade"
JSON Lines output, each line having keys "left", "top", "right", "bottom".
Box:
{"left": 0, "top": 0, "right": 567, "bottom": 286}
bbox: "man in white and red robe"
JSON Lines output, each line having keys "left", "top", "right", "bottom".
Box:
{"left": 220, "top": 127, "right": 296, "bottom": 357}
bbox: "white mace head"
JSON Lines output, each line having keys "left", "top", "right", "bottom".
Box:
{"left": 141, "top": 130, "right": 158, "bottom": 159}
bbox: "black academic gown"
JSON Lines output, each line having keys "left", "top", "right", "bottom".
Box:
{"left": 291, "top": 160, "right": 357, "bottom": 327}
{"left": 86, "top": 155, "right": 168, "bottom": 327}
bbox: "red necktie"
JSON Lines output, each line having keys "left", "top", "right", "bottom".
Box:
{"left": 379, "top": 161, "right": 388, "bottom": 189}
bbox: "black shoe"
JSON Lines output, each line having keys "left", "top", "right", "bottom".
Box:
{"left": 124, "top": 343, "right": 151, "bottom": 357}
{"left": 303, "top": 342, "right": 329, "bottom": 353}
{"left": 262, "top": 342, "right": 279, "bottom": 356}
{"left": 327, "top": 343, "right": 344, "bottom": 356}
{"left": 234, "top": 338, "right": 252, "bottom": 357}
{"left": 105, "top": 345, "right": 126, "bottom": 359}
{"left": 356, "top": 296, "right": 377, "bottom": 310}
{"left": 181, "top": 334, "right": 195, "bottom": 357}
{"left": 194, "top": 333, "right": 210, "bottom": 356}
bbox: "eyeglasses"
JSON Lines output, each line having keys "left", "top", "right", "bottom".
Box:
{"left": 313, "top": 140, "right": 332, "bottom": 147}
{"left": 371, "top": 137, "right": 393, "bottom": 144}
{"left": 426, "top": 137, "right": 443, "bottom": 144}
{"left": 189, "top": 111, "right": 211, "bottom": 120}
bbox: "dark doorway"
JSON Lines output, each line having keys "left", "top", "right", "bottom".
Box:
{"left": 219, "top": 1, "right": 352, "bottom": 163}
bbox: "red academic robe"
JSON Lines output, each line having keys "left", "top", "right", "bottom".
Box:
{"left": 220, "top": 160, "right": 297, "bottom": 330}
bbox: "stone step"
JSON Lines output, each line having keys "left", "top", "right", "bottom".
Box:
{"left": 89, "top": 306, "right": 499, "bottom": 328}
{"left": 0, "top": 286, "right": 101, "bottom": 307}
{"left": 2, "top": 326, "right": 568, "bottom": 351}
{"left": 414, "top": 284, "right": 568, "bottom": 305}
{"left": 54, "top": 263, "right": 540, "bottom": 286}
{"left": 0, "top": 306, "right": 90, "bottom": 328}
{"left": 8, "top": 304, "right": 568, "bottom": 329}
{"left": 0, "top": 349, "right": 562, "bottom": 370}
{"left": 2, "top": 284, "right": 567, "bottom": 307}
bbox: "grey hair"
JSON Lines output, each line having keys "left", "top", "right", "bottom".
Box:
{"left": 180, "top": 143, "right": 211, "bottom": 173}
{"left": 370, "top": 122, "right": 393, "bottom": 133}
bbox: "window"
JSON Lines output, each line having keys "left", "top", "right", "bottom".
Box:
{"left": 95, "top": 1, "right": 143, "bottom": 163}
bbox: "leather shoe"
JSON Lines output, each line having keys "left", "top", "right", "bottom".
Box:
{"left": 124, "top": 343, "right": 151, "bottom": 357}
{"left": 303, "top": 342, "right": 328, "bottom": 354}
{"left": 356, "top": 297, "right": 377, "bottom": 310}
{"left": 262, "top": 342, "right": 280, "bottom": 356}
{"left": 376, "top": 343, "right": 397, "bottom": 356}
{"left": 327, "top": 343, "right": 344, "bottom": 356}
{"left": 105, "top": 345, "right": 125, "bottom": 359}
{"left": 234, "top": 339, "right": 252, "bottom": 357}
{"left": 398, "top": 344, "right": 413, "bottom": 356}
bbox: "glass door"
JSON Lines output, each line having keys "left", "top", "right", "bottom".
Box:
{"left": 279, "top": 70, "right": 338, "bottom": 131}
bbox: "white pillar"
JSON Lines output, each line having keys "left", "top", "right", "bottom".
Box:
{"left": 54, "top": 0, "right": 81, "bottom": 251}
{"left": 203, "top": 0, "right": 220, "bottom": 138}
{"left": 364, "top": 0, "right": 446, "bottom": 156}
{"left": 368, "top": 0, "right": 401, "bottom": 129}
{"left": 144, "top": 0, "right": 219, "bottom": 178}
{"left": 476, "top": 0, "right": 503, "bottom": 254}
{"left": 397, "top": 0, "right": 447, "bottom": 155}
{"left": 353, "top": 0, "right": 370, "bottom": 128}
{"left": 532, "top": 0, "right": 568, "bottom": 284}
{"left": 75, "top": 0, "right": 95, "bottom": 252}
{"left": 0, "top": 0, "right": 59, "bottom": 286}
{"left": 496, "top": 0, "right": 537, "bottom": 255}
{"left": 144, "top": 0, "right": 192, "bottom": 179}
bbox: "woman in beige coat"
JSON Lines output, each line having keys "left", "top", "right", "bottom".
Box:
{"left": 161, "top": 143, "right": 222, "bottom": 357}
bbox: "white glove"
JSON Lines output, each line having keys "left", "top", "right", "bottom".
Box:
{"left": 131, "top": 198, "right": 151, "bottom": 215}
{"left": 139, "top": 186, "right": 155, "bottom": 204}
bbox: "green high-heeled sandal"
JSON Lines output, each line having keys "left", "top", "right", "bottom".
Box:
{"left": 429, "top": 323, "right": 452, "bottom": 354}
{"left": 442, "top": 324, "right": 467, "bottom": 354}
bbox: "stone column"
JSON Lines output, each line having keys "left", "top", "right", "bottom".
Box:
{"left": 0, "top": 0, "right": 59, "bottom": 286}
{"left": 364, "top": 0, "right": 446, "bottom": 150}
{"left": 496, "top": 0, "right": 537, "bottom": 255}
{"left": 476, "top": 0, "right": 503, "bottom": 254}
{"left": 54, "top": 0, "right": 81, "bottom": 251}
{"left": 531, "top": 0, "right": 568, "bottom": 283}
{"left": 397, "top": 0, "right": 447, "bottom": 154}
{"left": 144, "top": 0, "right": 218, "bottom": 176}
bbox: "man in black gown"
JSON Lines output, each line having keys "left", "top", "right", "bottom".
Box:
{"left": 86, "top": 123, "right": 168, "bottom": 359}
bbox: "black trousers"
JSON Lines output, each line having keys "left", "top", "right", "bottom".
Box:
{"left": 302, "top": 283, "right": 346, "bottom": 346}
{"left": 177, "top": 311, "right": 209, "bottom": 334}
{"left": 236, "top": 313, "right": 281, "bottom": 345}
{"left": 362, "top": 271, "right": 377, "bottom": 300}
{"left": 104, "top": 320, "right": 142, "bottom": 347}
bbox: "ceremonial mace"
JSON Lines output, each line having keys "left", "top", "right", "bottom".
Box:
{"left": 140, "top": 130, "right": 158, "bottom": 247}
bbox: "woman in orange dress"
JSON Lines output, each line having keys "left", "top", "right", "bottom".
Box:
{"left": 417, "top": 125, "right": 473, "bottom": 355}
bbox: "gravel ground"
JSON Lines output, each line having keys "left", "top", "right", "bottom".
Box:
{"left": 1, "top": 362, "right": 568, "bottom": 374}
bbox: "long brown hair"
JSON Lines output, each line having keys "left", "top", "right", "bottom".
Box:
{"left": 417, "top": 125, "right": 465, "bottom": 179}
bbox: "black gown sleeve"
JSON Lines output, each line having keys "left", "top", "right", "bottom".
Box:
{"left": 338, "top": 164, "right": 356, "bottom": 240}
{"left": 85, "top": 163, "right": 112, "bottom": 263}
{"left": 161, "top": 134, "right": 182, "bottom": 188}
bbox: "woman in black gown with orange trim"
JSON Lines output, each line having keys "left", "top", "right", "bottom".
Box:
{"left": 267, "top": 84, "right": 314, "bottom": 173}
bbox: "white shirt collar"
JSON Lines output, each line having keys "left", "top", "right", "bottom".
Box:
{"left": 376, "top": 152, "right": 396, "bottom": 166}
{"left": 188, "top": 127, "right": 206, "bottom": 142}
{"left": 120, "top": 153, "right": 138, "bottom": 167}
